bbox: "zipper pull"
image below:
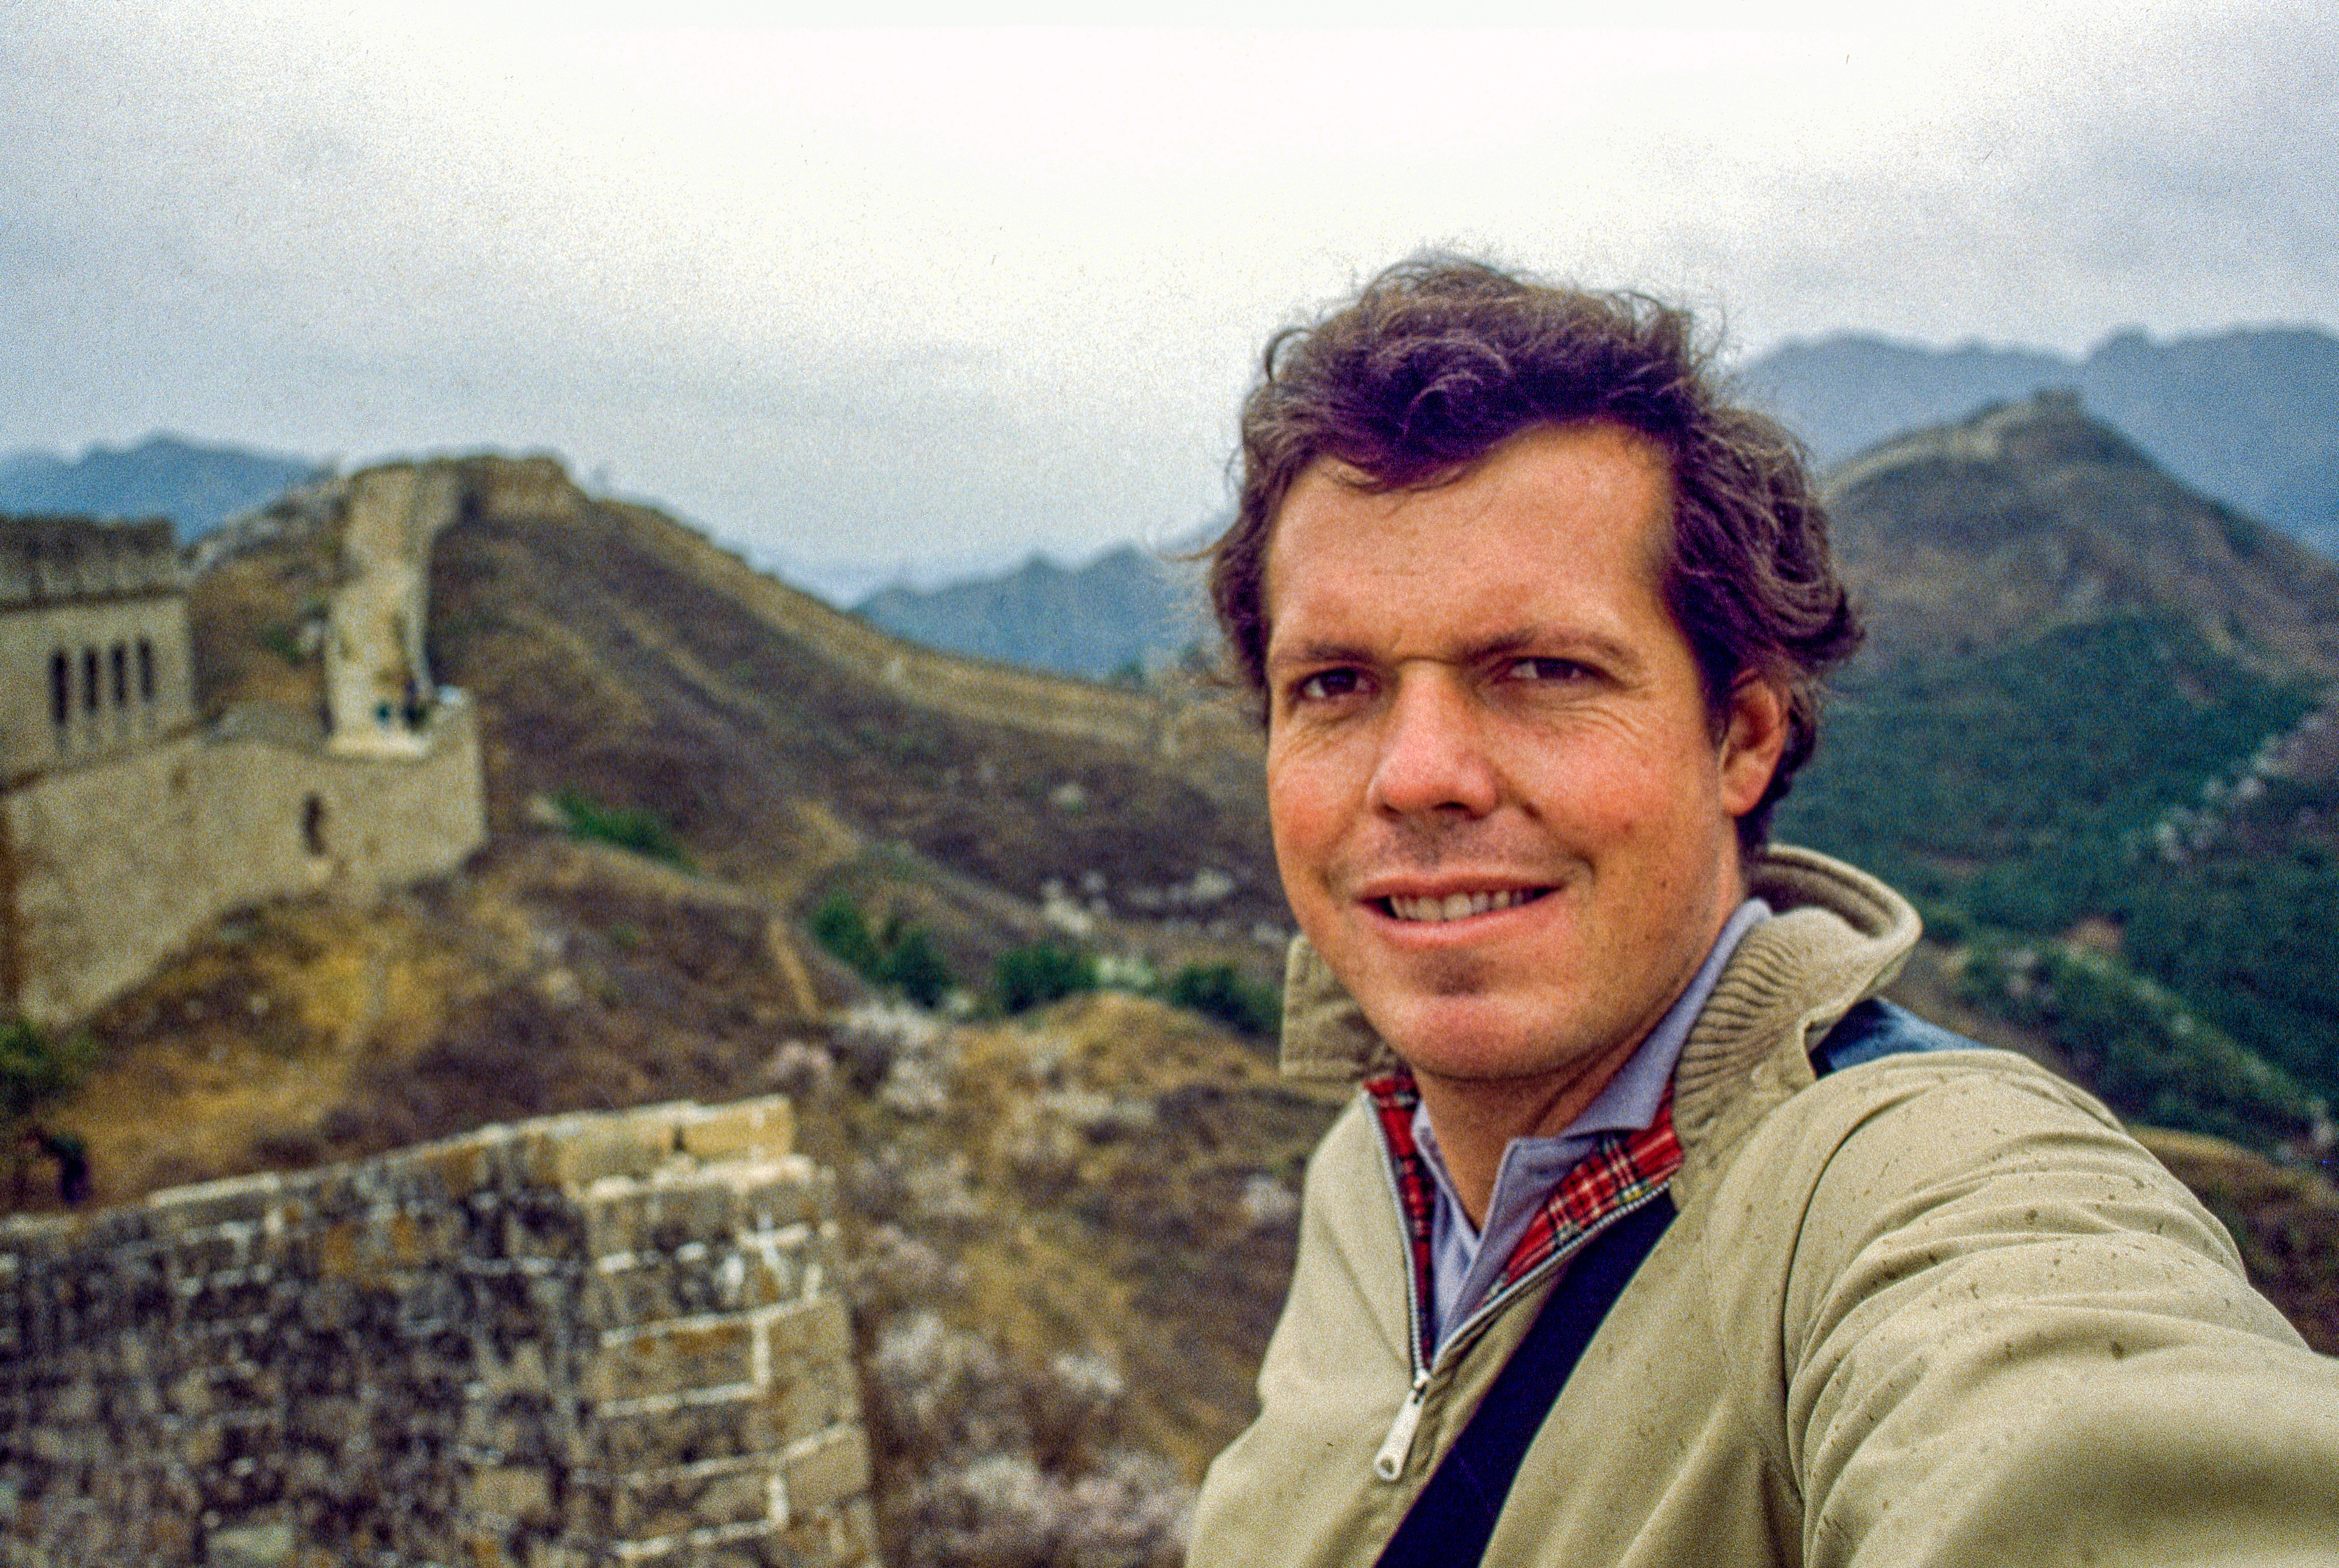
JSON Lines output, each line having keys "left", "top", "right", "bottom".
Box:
{"left": 1373, "top": 1369, "right": 1432, "bottom": 1482}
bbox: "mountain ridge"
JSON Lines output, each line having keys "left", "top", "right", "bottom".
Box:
{"left": 0, "top": 433, "right": 325, "bottom": 539}
{"left": 1742, "top": 323, "right": 2339, "bottom": 558}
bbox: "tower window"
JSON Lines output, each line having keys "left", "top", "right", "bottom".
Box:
{"left": 138, "top": 640, "right": 156, "bottom": 703}
{"left": 50, "top": 650, "right": 69, "bottom": 728}
{"left": 81, "top": 647, "right": 98, "bottom": 715}
{"left": 110, "top": 643, "right": 127, "bottom": 707}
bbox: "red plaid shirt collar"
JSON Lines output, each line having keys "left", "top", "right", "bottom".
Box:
{"left": 1364, "top": 1068, "right": 1683, "bottom": 1366}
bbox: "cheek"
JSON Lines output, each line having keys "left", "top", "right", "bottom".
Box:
{"left": 1266, "top": 737, "right": 1345, "bottom": 842}
{"left": 1268, "top": 786, "right": 1338, "bottom": 875}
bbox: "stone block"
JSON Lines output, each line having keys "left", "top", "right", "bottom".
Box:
{"left": 461, "top": 1463, "right": 554, "bottom": 1526}
{"left": 146, "top": 1174, "right": 280, "bottom": 1232}
{"left": 614, "top": 1458, "right": 776, "bottom": 1537}
{"left": 592, "top": 1319, "right": 757, "bottom": 1406}
{"left": 675, "top": 1100, "right": 794, "bottom": 1165}
{"left": 405, "top": 1135, "right": 497, "bottom": 1202}
{"left": 732, "top": 1171, "right": 827, "bottom": 1234}
{"left": 782, "top": 1428, "right": 870, "bottom": 1518}
{"left": 206, "top": 1519, "right": 293, "bottom": 1567}
{"left": 591, "top": 1392, "right": 767, "bottom": 1471}
{"left": 532, "top": 1106, "right": 692, "bottom": 1190}
{"left": 639, "top": 1183, "right": 738, "bottom": 1255}
{"left": 762, "top": 1360, "right": 860, "bottom": 1449}
{"left": 762, "top": 1295, "right": 853, "bottom": 1375}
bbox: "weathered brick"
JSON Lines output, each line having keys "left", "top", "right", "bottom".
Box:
{"left": 762, "top": 1295, "right": 852, "bottom": 1375}
{"left": 532, "top": 1105, "right": 692, "bottom": 1190}
{"left": 463, "top": 1462, "right": 554, "bottom": 1525}
{"left": 782, "top": 1428, "right": 871, "bottom": 1518}
{"left": 613, "top": 1459, "right": 776, "bottom": 1537}
{"left": 676, "top": 1099, "right": 794, "bottom": 1165}
{"left": 591, "top": 1392, "right": 767, "bottom": 1469}
{"left": 0, "top": 1098, "right": 867, "bottom": 1568}
{"left": 592, "top": 1319, "right": 757, "bottom": 1405}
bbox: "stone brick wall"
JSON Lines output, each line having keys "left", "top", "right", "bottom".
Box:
{"left": 1, "top": 694, "right": 487, "bottom": 1025}
{"left": 0, "top": 1097, "right": 879, "bottom": 1568}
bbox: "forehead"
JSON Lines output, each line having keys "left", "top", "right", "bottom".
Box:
{"left": 1262, "top": 423, "right": 1675, "bottom": 640}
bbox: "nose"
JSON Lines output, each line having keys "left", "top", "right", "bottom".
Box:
{"left": 1365, "top": 666, "right": 1500, "bottom": 821}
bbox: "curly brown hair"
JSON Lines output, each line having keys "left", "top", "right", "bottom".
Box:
{"left": 1208, "top": 254, "right": 1861, "bottom": 850}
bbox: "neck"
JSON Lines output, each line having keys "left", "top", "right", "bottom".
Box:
{"left": 1411, "top": 1026, "right": 1649, "bottom": 1228}
{"left": 1412, "top": 881, "right": 1750, "bottom": 1226}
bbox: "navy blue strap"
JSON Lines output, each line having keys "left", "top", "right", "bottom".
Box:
{"left": 1373, "top": 1193, "right": 1677, "bottom": 1568}
{"left": 1375, "top": 996, "right": 1959, "bottom": 1566}
{"left": 1810, "top": 996, "right": 1967, "bottom": 1075}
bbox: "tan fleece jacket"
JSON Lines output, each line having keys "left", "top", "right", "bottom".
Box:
{"left": 1189, "top": 847, "right": 2339, "bottom": 1567}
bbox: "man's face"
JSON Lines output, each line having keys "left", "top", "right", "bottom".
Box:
{"left": 1261, "top": 422, "right": 1786, "bottom": 1103}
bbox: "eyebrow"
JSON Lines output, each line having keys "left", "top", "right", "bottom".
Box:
{"left": 1266, "top": 626, "right": 1646, "bottom": 675}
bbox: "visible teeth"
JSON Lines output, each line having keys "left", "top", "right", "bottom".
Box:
{"left": 1387, "top": 889, "right": 1533, "bottom": 923}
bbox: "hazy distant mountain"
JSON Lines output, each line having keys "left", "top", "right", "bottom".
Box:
{"left": 853, "top": 543, "right": 1210, "bottom": 680}
{"left": 1742, "top": 326, "right": 2339, "bottom": 559}
{"left": 0, "top": 434, "right": 323, "bottom": 538}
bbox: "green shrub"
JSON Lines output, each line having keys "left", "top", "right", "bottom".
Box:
{"left": 0, "top": 1020, "right": 94, "bottom": 1128}
{"left": 811, "top": 895, "right": 958, "bottom": 1009}
{"left": 992, "top": 942, "right": 1099, "bottom": 1016}
{"left": 1959, "top": 940, "right": 2316, "bottom": 1152}
{"left": 812, "top": 892, "right": 882, "bottom": 974}
{"left": 1161, "top": 963, "right": 1281, "bottom": 1038}
{"left": 259, "top": 624, "right": 305, "bottom": 665}
{"left": 874, "top": 919, "right": 956, "bottom": 1010}
{"left": 552, "top": 789, "right": 692, "bottom": 868}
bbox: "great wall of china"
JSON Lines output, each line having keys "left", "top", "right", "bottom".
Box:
{"left": 0, "top": 1095, "right": 875, "bottom": 1568}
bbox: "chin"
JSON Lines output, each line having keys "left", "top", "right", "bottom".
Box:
{"left": 1368, "top": 992, "right": 1588, "bottom": 1088}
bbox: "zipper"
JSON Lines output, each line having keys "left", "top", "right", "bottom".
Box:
{"left": 1365, "top": 1132, "right": 1675, "bottom": 1485}
{"left": 1374, "top": 1367, "right": 1432, "bottom": 1481}
{"left": 1370, "top": 1109, "right": 1433, "bottom": 1483}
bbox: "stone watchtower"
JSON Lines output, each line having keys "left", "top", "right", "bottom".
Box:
{"left": 0, "top": 516, "right": 192, "bottom": 776}
{"left": 0, "top": 469, "right": 488, "bottom": 1026}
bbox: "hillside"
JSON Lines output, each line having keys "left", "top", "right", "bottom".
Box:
{"left": 1742, "top": 324, "right": 2339, "bottom": 558}
{"left": 1823, "top": 389, "right": 2339, "bottom": 678}
{"left": 1780, "top": 390, "right": 2339, "bottom": 1151}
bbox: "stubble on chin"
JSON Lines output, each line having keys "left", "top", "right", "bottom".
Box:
{"left": 1412, "top": 949, "right": 1491, "bottom": 999}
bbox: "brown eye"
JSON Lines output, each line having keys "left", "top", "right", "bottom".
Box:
{"left": 1296, "top": 669, "right": 1365, "bottom": 702}
{"left": 1505, "top": 658, "right": 1590, "bottom": 683}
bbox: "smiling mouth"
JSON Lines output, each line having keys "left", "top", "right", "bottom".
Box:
{"left": 1380, "top": 888, "right": 1551, "bottom": 923}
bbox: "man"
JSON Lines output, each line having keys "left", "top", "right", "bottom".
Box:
{"left": 1187, "top": 257, "right": 2339, "bottom": 1567}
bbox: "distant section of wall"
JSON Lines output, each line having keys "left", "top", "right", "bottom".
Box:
{"left": 0, "top": 516, "right": 179, "bottom": 608}
{"left": 0, "top": 693, "right": 486, "bottom": 1025}
{"left": 0, "top": 1096, "right": 879, "bottom": 1568}
{"left": 603, "top": 501, "right": 1266, "bottom": 812}
{"left": 326, "top": 465, "right": 459, "bottom": 759}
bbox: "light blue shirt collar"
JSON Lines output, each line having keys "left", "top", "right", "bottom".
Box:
{"left": 1413, "top": 897, "right": 1771, "bottom": 1349}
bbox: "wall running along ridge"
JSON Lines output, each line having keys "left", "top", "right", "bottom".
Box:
{"left": 0, "top": 1095, "right": 879, "bottom": 1568}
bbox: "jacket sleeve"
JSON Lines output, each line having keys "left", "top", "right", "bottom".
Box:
{"left": 1768, "top": 1057, "right": 2339, "bottom": 1567}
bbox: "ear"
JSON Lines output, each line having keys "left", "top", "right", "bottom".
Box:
{"left": 1716, "top": 675, "right": 1791, "bottom": 817}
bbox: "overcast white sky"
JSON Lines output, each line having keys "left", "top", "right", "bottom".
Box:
{"left": 4, "top": 3, "right": 2335, "bottom": 596}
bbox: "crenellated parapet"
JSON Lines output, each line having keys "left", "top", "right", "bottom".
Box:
{"left": 0, "top": 1096, "right": 880, "bottom": 1568}
{"left": 0, "top": 515, "right": 182, "bottom": 609}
